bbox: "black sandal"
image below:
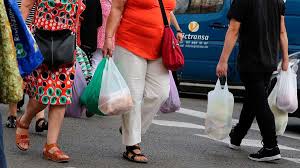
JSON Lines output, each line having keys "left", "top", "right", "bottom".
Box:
{"left": 123, "top": 145, "right": 148, "bottom": 164}
{"left": 6, "top": 115, "right": 17, "bottom": 128}
{"left": 35, "top": 118, "right": 48, "bottom": 133}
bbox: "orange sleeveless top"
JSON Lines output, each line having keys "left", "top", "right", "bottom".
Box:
{"left": 116, "top": 0, "right": 176, "bottom": 60}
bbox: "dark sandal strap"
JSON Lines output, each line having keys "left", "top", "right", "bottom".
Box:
{"left": 126, "top": 145, "right": 141, "bottom": 152}
{"left": 36, "top": 118, "right": 45, "bottom": 125}
{"left": 125, "top": 145, "right": 147, "bottom": 161}
{"left": 36, "top": 118, "right": 48, "bottom": 128}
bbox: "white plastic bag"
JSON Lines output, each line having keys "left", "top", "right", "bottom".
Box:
{"left": 205, "top": 79, "right": 234, "bottom": 140}
{"left": 268, "top": 83, "right": 288, "bottom": 136}
{"left": 98, "top": 58, "right": 133, "bottom": 115}
{"left": 276, "top": 67, "right": 298, "bottom": 113}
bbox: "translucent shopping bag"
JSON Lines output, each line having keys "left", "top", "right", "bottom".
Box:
{"left": 98, "top": 58, "right": 133, "bottom": 116}
{"left": 205, "top": 79, "right": 234, "bottom": 140}
{"left": 160, "top": 71, "right": 181, "bottom": 113}
{"left": 268, "top": 83, "right": 288, "bottom": 136}
{"left": 276, "top": 67, "right": 298, "bottom": 113}
{"left": 80, "top": 58, "right": 107, "bottom": 116}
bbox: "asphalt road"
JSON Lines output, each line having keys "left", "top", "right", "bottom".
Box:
{"left": 1, "top": 97, "right": 300, "bottom": 168}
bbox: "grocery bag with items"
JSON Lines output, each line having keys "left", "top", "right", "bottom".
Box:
{"left": 268, "top": 82, "right": 288, "bottom": 136}
{"left": 160, "top": 71, "right": 181, "bottom": 113}
{"left": 205, "top": 79, "right": 234, "bottom": 140}
{"left": 98, "top": 58, "right": 133, "bottom": 116}
{"left": 80, "top": 58, "right": 107, "bottom": 116}
{"left": 276, "top": 66, "right": 298, "bottom": 113}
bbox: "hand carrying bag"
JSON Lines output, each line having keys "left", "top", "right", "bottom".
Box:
{"left": 158, "top": 0, "right": 184, "bottom": 71}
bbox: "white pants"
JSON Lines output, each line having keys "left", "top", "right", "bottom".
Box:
{"left": 114, "top": 46, "right": 170, "bottom": 146}
{"left": 91, "top": 49, "right": 103, "bottom": 75}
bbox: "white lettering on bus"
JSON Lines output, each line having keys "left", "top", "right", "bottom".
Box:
{"left": 183, "top": 33, "right": 209, "bottom": 41}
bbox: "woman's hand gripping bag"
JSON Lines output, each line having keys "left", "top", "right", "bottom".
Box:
{"left": 98, "top": 58, "right": 133, "bottom": 116}
{"left": 205, "top": 79, "right": 234, "bottom": 140}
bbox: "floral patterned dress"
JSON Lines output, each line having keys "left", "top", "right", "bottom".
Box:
{"left": 25, "top": 0, "right": 85, "bottom": 105}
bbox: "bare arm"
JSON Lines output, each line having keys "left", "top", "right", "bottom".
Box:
{"left": 218, "top": 19, "right": 240, "bottom": 63}
{"left": 280, "top": 16, "right": 289, "bottom": 71}
{"left": 170, "top": 11, "right": 181, "bottom": 31}
{"left": 216, "top": 19, "right": 240, "bottom": 77}
{"left": 170, "top": 11, "right": 183, "bottom": 42}
{"left": 102, "top": 0, "right": 126, "bottom": 56}
{"left": 21, "top": 0, "right": 35, "bottom": 20}
{"left": 105, "top": 0, "right": 126, "bottom": 38}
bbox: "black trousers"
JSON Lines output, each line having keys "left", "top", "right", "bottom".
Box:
{"left": 232, "top": 72, "right": 277, "bottom": 148}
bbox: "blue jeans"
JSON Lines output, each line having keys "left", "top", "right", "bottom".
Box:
{"left": 0, "top": 113, "right": 7, "bottom": 168}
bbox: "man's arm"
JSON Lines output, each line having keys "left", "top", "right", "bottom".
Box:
{"left": 216, "top": 19, "right": 240, "bottom": 77}
{"left": 280, "top": 16, "right": 289, "bottom": 71}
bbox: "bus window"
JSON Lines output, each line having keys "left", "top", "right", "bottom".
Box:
{"left": 175, "top": 0, "right": 224, "bottom": 14}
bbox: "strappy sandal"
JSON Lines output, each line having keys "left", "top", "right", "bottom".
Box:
{"left": 16, "top": 116, "right": 30, "bottom": 151}
{"left": 6, "top": 115, "right": 17, "bottom": 128}
{"left": 35, "top": 118, "right": 48, "bottom": 133}
{"left": 43, "top": 143, "right": 70, "bottom": 163}
{"left": 123, "top": 145, "right": 148, "bottom": 164}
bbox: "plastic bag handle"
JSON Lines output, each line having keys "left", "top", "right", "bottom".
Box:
{"left": 215, "top": 78, "right": 229, "bottom": 91}
{"left": 215, "top": 79, "right": 222, "bottom": 90}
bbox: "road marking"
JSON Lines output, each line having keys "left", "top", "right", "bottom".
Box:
{"left": 152, "top": 119, "right": 300, "bottom": 164}
{"left": 152, "top": 120, "right": 205, "bottom": 130}
{"left": 194, "top": 134, "right": 300, "bottom": 152}
{"left": 283, "top": 157, "right": 300, "bottom": 164}
{"left": 175, "top": 108, "right": 300, "bottom": 141}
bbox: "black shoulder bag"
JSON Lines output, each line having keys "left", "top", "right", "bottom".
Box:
{"left": 34, "top": 29, "right": 76, "bottom": 69}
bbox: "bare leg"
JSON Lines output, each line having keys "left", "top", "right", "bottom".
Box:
{"left": 44, "top": 105, "right": 69, "bottom": 160}
{"left": 16, "top": 98, "right": 47, "bottom": 149}
{"left": 8, "top": 103, "right": 17, "bottom": 117}
{"left": 46, "top": 105, "right": 65, "bottom": 144}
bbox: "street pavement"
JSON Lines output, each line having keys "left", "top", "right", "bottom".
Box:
{"left": 1, "top": 97, "right": 300, "bottom": 168}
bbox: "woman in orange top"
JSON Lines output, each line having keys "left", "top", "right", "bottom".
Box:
{"left": 103, "top": 0, "right": 176, "bottom": 163}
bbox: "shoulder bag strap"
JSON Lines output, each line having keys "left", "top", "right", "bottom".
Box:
{"left": 158, "top": 0, "right": 169, "bottom": 27}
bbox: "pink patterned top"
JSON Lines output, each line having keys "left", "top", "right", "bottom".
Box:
{"left": 97, "top": 0, "right": 113, "bottom": 49}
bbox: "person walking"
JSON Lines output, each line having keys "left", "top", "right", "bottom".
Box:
{"left": 16, "top": 0, "right": 85, "bottom": 162}
{"left": 216, "top": 0, "right": 288, "bottom": 162}
{"left": 103, "top": 0, "right": 176, "bottom": 163}
{"left": 6, "top": 0, "right": 48, "bottom": 132}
